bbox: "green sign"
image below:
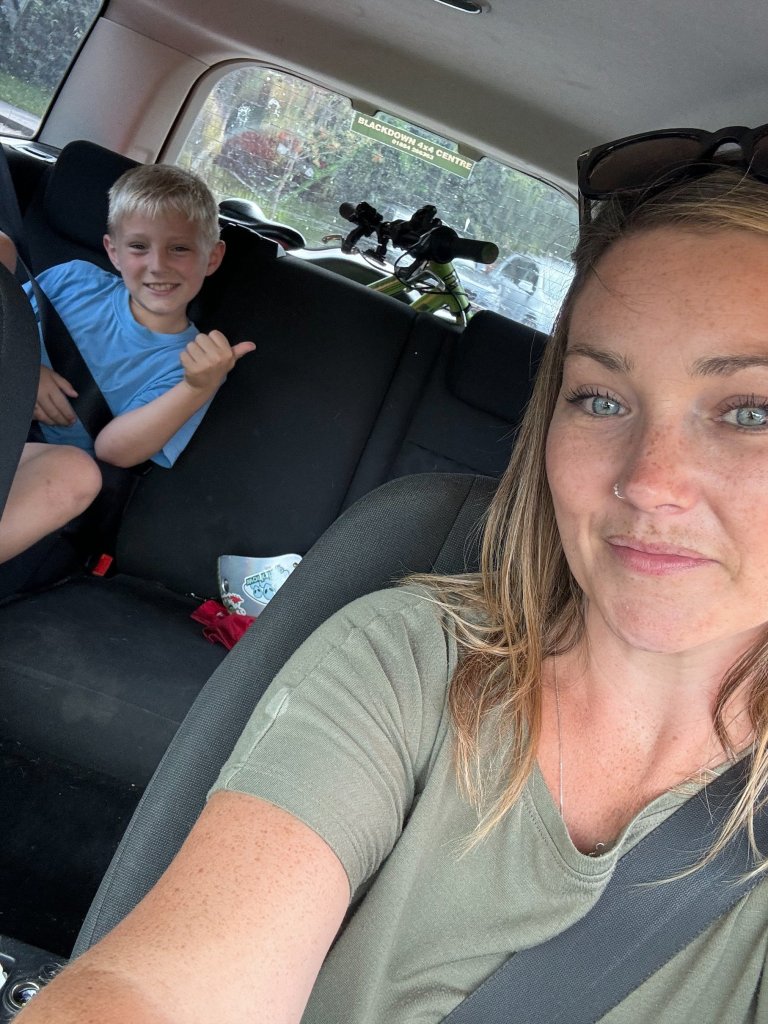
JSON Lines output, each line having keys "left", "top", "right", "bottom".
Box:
{"left": 350, "top": 114, "right": 475, "bottom": 179}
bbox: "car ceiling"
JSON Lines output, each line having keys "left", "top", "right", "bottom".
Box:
{"left": 107, "top": 0, "right": 768, "bottom": 193}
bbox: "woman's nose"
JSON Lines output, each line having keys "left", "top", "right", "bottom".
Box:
{"left": 616, "top": 422, "right": 699, "bottom": 512}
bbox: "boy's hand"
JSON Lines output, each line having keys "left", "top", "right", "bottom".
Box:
{"left": 180, "top": 330, "right": 256, "bottom": 393}
{"left": 35, "top": 364, "right": 78, "bottom": 426}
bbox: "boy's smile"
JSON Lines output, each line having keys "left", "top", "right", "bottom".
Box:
{"left": 104, "top": 210, "right": 224, "bottom": 334}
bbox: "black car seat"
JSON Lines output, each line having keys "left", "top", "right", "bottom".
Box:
{"left": 0, "top": 263, "right": 39, "bottom": 520}
{"left": 73, "top": 470, "right": 497, "bottom": 954}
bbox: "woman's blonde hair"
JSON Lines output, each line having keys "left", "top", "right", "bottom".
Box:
{"left": 421, "top": 168, "right": 768, "bottom": 860}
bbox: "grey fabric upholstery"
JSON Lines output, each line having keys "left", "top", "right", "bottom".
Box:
{"left": 0, "top": 575, "right": 228, "bottom": 782}
{"left": 342, "top": 310, "right": 546, "bottom": 506}
{"left": 73, "top": 471, "right": 497, "bottom": 955}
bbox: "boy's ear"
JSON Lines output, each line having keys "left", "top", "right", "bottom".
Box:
{"left": 205, "top": 239, "right": 226, "bottom": 276}
{"left": 103, "top": 233, "right": 121, "bottom": 271}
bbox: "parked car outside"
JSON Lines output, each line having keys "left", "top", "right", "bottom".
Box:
{"left": 459, "top": 252, "right": 573, "bottom": 331}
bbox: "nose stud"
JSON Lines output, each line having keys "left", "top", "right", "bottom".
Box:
{"left": 613, "top": 482, "right": 625, "bottom": 501}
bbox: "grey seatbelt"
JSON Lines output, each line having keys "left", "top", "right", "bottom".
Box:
{"left": 442, "top": 756, "right": 766, "bottom": 1024}
{"left": 22, "top": 264, "right": 114, "bottom": 438}
{"left": 0, "top": 143, "right": 114, "bottom": 438}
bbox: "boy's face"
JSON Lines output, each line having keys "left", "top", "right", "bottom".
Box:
{"left": 103, "top": 210, "right": 225, "bottom": 334}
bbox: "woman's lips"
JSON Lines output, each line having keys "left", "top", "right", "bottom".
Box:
{"left": 606, "top": 536, "right": 716, "bottom": 576}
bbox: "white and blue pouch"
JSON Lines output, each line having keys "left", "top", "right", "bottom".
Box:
{"left": 217, "top": 553, "right": 302, "bottom": 617}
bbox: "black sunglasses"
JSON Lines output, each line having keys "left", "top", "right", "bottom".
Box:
{"left": 577, "top": 123, "right": 768, "bottom": 223}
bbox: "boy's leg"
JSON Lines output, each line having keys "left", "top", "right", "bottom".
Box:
{"left": 0, "top": 443, "right": 102, "bottom": 564}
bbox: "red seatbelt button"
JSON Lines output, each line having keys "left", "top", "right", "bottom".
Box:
{"left": 91, "top": 553, "right": 114, "bottom": 577}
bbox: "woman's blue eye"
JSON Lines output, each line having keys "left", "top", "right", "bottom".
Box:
{"left": 589, "top": 396, "right": 621, "bottom": 416}
{"left": 724, "top": 405, "right": 768, "bottom": 428}
{"left": 564, "top": 389, "right": 624, "bottom": 417}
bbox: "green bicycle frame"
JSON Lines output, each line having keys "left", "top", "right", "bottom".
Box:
{"left": 370, "top": 260, "right": 473, "bottom": 325}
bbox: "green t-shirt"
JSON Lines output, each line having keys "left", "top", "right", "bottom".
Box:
{"left": 211, "top": 587, "right": 768, "bottom": 1023}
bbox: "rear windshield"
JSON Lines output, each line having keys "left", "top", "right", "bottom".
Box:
{"left": 177, "top": 66, "right": 578, "bottom": 332}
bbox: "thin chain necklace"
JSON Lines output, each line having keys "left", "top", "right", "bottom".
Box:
{"left": 552, "top": 666, "right": 743, "bottom": 858}
{"left": 553, "top": 669, "right": 564, "bottom": 817}
{"left": 553, "top": 667, "right": 607, "bottom": 856}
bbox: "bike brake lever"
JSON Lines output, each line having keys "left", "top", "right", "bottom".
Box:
{"left": 361, "top": 247, "right": 389, "bottom": 264}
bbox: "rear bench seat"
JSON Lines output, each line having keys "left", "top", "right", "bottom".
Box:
{"left": 0, "top": 140, "right": 546, "bottom": 786}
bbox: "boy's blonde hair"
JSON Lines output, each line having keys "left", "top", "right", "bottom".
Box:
{"left": 107, "top": 164, "right": 221, "bottom": 250}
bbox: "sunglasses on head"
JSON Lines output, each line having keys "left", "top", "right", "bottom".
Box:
{"left": 577, "top": 123, "right": 768, "bottom": 223}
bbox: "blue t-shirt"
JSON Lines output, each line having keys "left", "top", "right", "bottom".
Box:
{"left": 26, "top": 260, "right": 211, "bottom": 468}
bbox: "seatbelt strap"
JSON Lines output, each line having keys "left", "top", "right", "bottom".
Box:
{"left": 0, "top": 143, "right": 114, "bottom": 438}
{"left": 442, "top": 757, "right": 767, "bottom": 1024}
{"left": 21, "top": 260, "right": 115, "bottom": 439}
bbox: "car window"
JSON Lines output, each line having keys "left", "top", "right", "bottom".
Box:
{"left": 0, "top": 0, "right": 103, "bottom": 139}
{"left": 176, "top": 65, "right": 578, "bottom": 332}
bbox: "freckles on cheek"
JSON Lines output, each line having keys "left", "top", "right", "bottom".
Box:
{"left": 545, "top": 427, "right": 580, "bottom": 502}
{"left": 544, "top": 423, "right": 562, "bottom": 484}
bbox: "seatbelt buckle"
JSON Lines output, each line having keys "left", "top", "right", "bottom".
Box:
{"left": 90, "top": 553, "right": 114, "bottom": 577}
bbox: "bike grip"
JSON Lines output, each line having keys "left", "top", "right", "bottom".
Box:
{"left": 428, "top": 225, "right": 499, "bottom": 264}
{"left": 451, "top": 237, "right": 500, "bottom": 265}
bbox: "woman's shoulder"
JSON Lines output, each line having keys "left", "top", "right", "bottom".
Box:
{"left": 336, "top": 584, "right": 444, "bottom": 622}
{"left": 304, "top": 585, "right": 454, "bottom": 670}
{"left": 325, "top": 583, "right": 481, "bottom": 662}
{"left": 214, "top": 585, "right": 463, "bottom": 890}
{"left": 339, "top": 579, "right": 483, "bottom": 620}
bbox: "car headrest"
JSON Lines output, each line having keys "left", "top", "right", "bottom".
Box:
{"left": 43, "top": 140, "right": 138, "bottom": 253}
{"left": 449, "top": 310, "right": 547, "bottom": 421}
{"left": 186, "top": 222, "right": 283, "bottom": 326}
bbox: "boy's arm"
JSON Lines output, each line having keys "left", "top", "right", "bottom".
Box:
{"left": 93, "top": 330, "right": 255, "bottom": 468}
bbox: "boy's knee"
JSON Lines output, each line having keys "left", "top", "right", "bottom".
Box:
{"left": 69, "top": 449, "right": 103, "bottom": 508}
{"left": 49, "top": 447, "right": 103, "bottom": 514}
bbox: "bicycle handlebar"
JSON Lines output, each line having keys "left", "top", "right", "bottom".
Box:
{"left": 338, "top": 202, "right": 499, "bottom": 265}
{"left": 338, "top": 201, "right": 363, "bottom": 221}
{"left": 424, "top": 225, "right": 499, "bottom": 265}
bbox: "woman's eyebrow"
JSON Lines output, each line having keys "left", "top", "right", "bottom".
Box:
{"left": 692, "top": 354, "right": 768, "bottom": 376}
{"left": 564, "top": 343, "right": 633, "bottom": 374}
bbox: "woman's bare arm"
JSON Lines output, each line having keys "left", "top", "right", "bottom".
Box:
{"left": 18, "top": 791, "right": 350, "bottom": 1024}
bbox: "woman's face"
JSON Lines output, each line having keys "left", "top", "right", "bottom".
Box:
{"left": 546, "top": 225, "right": 768, "bottom": 657}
